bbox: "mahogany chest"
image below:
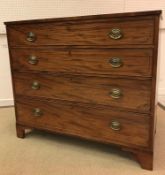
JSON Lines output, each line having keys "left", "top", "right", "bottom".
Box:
{"left": 5, "top": 10, "right": 161, "bottom": 170}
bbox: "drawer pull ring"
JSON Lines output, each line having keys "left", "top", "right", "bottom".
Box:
{"left": 26, "top": 32, "right": 36, "bottom": 42}
{"left": 28, "top": 55, "right": 38, "bottom": 65}
{"left": 31, "top": 81, "right": 40, "bottom": 90}
{"left": 110, "top": 88, "right": 122, "bottom": 99}
{"left": 109, "top": 57, "right": 122, "bottom": 68}
{"left": 110, "top": 121, "right": 121, "bottom": 131}
{"left": 32, "top": 108, "right": 43, "bottom": 117}
{"left": 109, "top": 28, "right": 123, "bottom": 40}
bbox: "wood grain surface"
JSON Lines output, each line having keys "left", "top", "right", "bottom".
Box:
{"left": 13, "top": 72, "right": 151, "bottom": 113}
{"left": 7, "top": 16, "right": 154, "bottom": 46}
{"left": 16, "top": 96, "right": 150, "bottom": 148}
{"left": 10, "top": 48, "right": 153, "bottom": 77}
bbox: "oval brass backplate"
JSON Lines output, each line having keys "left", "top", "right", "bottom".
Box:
{"left": 32, "top": 108, "right": 43, "bottom": 117}
{"left": 109, "top": 28, "right": 123, "bottom": 40}
{"left": 109, "top": 57, "right": 123, "bottom": 68}
{"left": 110, "top": 120, "right": 121, "bottom": 131}
{"left": 110, "top": 88, "right": 122, "bottom": 99}
{"left": 28, "top": 55, "right": 38, "bottom": 65}
{"left": 31, "top": 81, "right": 40, "bottom": 90}
{"left": 26, "top": 32, "right": 36, "bottom": 42}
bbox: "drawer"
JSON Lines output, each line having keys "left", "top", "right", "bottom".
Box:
{"left": 15, "top": 96, "right": 150, "bottom": 148}
{"left": 13, "top": 72, "right": 151, "bottom": 113}
{"left": 10, "top": 48, "right": 153, "bottom": 77}
{"left": 7, "top": 17, "right": 154, "bottom": 46}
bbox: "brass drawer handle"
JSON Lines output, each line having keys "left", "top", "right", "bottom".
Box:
{"left": 26, "top": 32, "right": 36, "bottom": 42}
{"left": 110, "top": 88, "right": 122, "bottom": 99}
{"left": 110, "top": 120, "right": 121, "bottom": 131}
{"left": 109, "top": 57, "right": 122, "bottom": 68}
{"left": 32, "top": 108, "right": 43, "bottom": 117}
{"left": 31, "top": 81, "right": 40, "bottom": 90}
{"left": 109, "top": 28, "right": 123, "bottom": 40}
{"left": 28, "top": 55, "right": 38, "bottom": 65}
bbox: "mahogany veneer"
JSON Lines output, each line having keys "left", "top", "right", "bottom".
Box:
{"left": 5, "top": 10, "right": 161, "bottom": 170}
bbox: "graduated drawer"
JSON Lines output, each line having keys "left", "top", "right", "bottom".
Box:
{"left": 15, "top": 96, "right": 150, "bottom": 148}
{"left": 10, "top": 48, "right": 153, "bottom": 77}
{"left": 13, "top": 72, "right": 151, "bottom": 113}
{"left": 7, "top": 16, "right": 154, "bottom": 46}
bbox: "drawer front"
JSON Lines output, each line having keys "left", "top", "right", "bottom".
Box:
{"left": 13, "top": 72, "right": 151, "bottom": 113}
{"left": 7, "top": 17, "right": 154, "bottom": 46}
{"left": 16, "top": 97, "right": 150, "bottom": 148}
{"left": 10, "top": 48, "right": 153, "bottom": 77}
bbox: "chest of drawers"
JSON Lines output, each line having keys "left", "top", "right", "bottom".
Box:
{"left": 5, "top": 10, "right": 161, "bottom": 170}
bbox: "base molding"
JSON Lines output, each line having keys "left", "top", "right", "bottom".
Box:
{"left": 0, "top": 98, "right": 14, "bottom": 107}
{"left": 158, "top": 95, "right": 165, "bottom": 110}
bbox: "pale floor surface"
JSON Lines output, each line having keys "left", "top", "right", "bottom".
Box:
{"left": 0, "top": 107, "right": 165, "bottom": 175}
